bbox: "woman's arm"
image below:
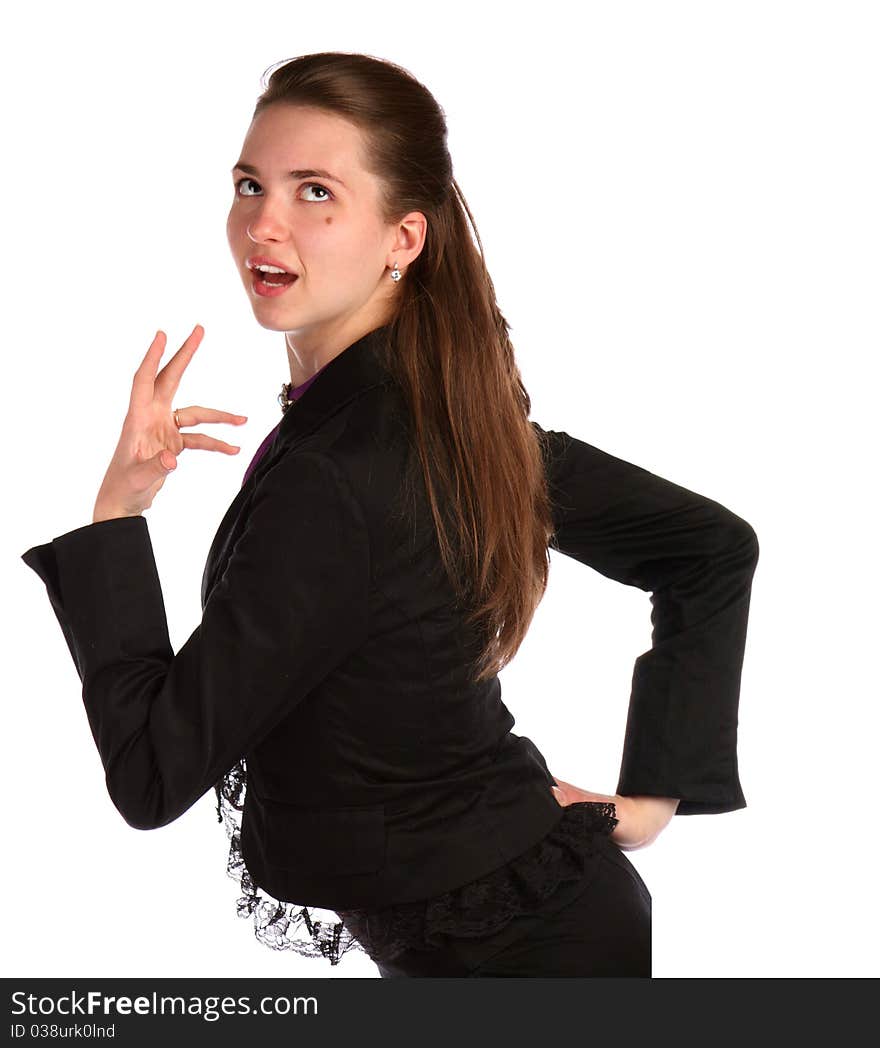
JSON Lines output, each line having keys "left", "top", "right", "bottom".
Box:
{"left": 21, "top": 451, "right": 370, "bottom": 831}
{"left": 533, "top": 422, "right": 760, "bottom": 817}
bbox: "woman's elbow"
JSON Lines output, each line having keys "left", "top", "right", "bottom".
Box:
{"left": 105, "top": 773, "right": 179, "bottom": 831}
{"left": 717, "top": 509, "right": 760, "bottom": 574}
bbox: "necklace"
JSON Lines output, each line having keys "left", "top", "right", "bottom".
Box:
{"left": 278, "top": 382, "right": 296, "bottom": 415}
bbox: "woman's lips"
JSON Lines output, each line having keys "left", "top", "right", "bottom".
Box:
{"left": 251, "top": 272, "right": 299, "bottom": 298}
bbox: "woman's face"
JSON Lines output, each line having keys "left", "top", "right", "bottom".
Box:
{"left": 227, "top": 103, "right": 403, "bottom": 348}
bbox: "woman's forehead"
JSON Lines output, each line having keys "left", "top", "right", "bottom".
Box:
{"left": 238, "top": 106, "right": 368, "bottom": 186}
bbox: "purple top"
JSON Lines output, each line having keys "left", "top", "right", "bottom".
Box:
{"left": 240, "top": 365, "right": 328, "bottom": 488}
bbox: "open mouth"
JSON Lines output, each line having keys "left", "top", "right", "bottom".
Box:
{"left": 251, "top": 271, "right": 299, "bottom": 296}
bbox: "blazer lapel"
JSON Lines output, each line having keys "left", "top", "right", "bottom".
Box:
{"left": 199, "top": 324, "right": 396, "bottom": 609}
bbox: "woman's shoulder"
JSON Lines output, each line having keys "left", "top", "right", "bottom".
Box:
{"left": 288, "top": 381, "right": 413, "bottom": 483}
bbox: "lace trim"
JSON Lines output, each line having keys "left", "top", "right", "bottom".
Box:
{"left": 337, "top": 798, "right": 619, "bottom": 964}
{"left": 215, "top": 760, "right": 366, "bottom": 967}
{"left": 215, "top": 759, "right": 619, "bottom": 968}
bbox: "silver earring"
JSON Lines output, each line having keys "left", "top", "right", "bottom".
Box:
{"left": 390, "top": 262, "right": 401, "bottom": 282}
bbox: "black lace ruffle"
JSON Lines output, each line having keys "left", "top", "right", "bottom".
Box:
{"left": 215, "top": 759, "right": 619, "bottom": 968}
{"left": 215, "top": 759, "right": 366, "bottom": 966}
{"left": 337, "top": 798, "right": 619, "bottom": 964}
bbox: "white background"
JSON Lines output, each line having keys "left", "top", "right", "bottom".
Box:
{"left": 4, "top": 0, "right": 878, "bottom": 979}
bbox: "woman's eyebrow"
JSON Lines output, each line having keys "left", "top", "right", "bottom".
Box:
{"left": 231, "top": 162, "right": 347, "bottom": 188}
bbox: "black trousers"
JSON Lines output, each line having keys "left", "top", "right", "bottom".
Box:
{"left": 373, "top": 830, "right": 651, "bottom": 978}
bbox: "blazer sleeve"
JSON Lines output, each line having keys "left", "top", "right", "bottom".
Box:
{"left": 20, "top": 451, "right": 371, "bottom": 831}
{"left": 532, "top": 422, "right": 760, "bottom": 815}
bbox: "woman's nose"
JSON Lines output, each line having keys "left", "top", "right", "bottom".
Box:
{"left": 248, "top": 217, "right": 286, "bottom": 240}
{"left": 246, "top": 202, "right": 292, "bottom": 241}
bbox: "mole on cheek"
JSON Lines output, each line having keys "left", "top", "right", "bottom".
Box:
{"left": 325, "top": 216, "right": 332, "bottom": 224}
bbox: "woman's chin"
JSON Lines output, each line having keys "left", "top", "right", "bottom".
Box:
{"left": 252, "top": 315, "right": 292, "bottom": 331}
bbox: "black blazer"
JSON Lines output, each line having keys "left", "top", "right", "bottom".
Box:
{"left": 21, "top": 324, "right": 759, "bottom": 911}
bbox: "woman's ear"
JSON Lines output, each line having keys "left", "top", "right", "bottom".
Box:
{"left": 392, "top": 210, "right": 428, "bottom": 267}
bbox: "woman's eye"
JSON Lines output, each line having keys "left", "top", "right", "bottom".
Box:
{"left": 301, "top": 183, "right": 332, "bottom": 202}
{"left": 234, "top": 177, "right": 260, "bottom": 196}
{"left": 233, "top": 178, "right": 332, "bottom": 202}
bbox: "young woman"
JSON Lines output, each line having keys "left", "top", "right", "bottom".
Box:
{"left": 21, "top": 51, "right": 759, "bottom": 978}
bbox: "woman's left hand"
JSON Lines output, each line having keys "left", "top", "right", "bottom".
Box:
{"left": 550, "top": 776, "right": 680, "bottom": 851}
{"left": 92, "top": 325, "right": 248, "bottom": 523}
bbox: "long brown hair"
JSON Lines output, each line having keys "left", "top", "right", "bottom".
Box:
{"left": 253, "top": 52, "right": 555, "bottom": 684}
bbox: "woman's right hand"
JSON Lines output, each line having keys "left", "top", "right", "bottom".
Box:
{"left": 550, "top": 776, "right": 680, "bottom": 851}
{"left": 92, "top": 325, "right": 248, "bottom": 523}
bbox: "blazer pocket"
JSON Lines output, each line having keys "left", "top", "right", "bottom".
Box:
{"left": 263, "top": 802, "right": 387, "bottom": 876}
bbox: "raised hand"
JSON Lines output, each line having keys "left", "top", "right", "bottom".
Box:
{"left": 550, "top": 776, "right": 680, "bottom": 851}
{"left": 92, "top": 325, "right": 248, "bottom": 523}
